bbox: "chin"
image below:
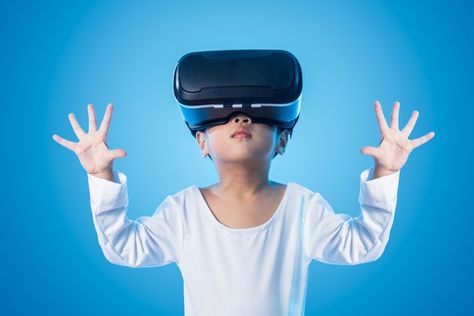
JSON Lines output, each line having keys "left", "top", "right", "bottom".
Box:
{"left": 221, "top": 152, "right": 270, "bottom": 162}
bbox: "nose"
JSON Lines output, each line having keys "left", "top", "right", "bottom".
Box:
{"left": 231, "top": 113, "right": 252, "bottom": 124}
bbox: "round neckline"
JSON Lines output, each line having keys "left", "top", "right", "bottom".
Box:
{"left": 193, "top": 182, "right": 293, "bottom": 234}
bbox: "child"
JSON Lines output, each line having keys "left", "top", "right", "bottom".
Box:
{"left": 52, "top": 100, "right": 434, "bottom": 316}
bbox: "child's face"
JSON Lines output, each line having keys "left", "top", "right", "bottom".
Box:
{"left": 195, "top": 113, "right": 288, "bottom": 163}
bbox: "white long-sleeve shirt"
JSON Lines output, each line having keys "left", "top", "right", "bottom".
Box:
{"left": 87, "top": 167, "right": 399, "bottom": 316}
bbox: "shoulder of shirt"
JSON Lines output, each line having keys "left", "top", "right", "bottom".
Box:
{"left": 288, "top": 181, "right": 322, "bottom": 199}
{"left": 162, "top": 184, "right": 198, "bottom": 210}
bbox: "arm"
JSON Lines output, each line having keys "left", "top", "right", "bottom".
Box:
{"left": 304, "top": 100, "right": 434, "bottom": 265}
{"left": 88, "top": 170, "right": 185, "bottom": 268}
{"left": 304, "top": 167, "right": 400, "bottom": 265}
{"left": 53, "top": 105, "right": 186, "bottom": 267}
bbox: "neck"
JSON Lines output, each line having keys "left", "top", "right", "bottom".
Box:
{"left": 213, "top": 159, "right": 272, "bottom": 198}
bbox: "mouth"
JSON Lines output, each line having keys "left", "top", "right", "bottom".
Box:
{"left": 231, "top": 128, "right": 252, "bottom": 138}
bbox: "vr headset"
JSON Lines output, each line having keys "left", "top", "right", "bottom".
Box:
{"left": 173, "top": 49, "right": 303, "bottom": 138}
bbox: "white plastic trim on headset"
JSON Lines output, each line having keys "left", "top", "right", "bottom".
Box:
{"left": 175, "top": 94, "right": 302, "bottom": 110}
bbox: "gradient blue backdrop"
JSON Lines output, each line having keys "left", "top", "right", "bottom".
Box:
{"left": 2, "top": 0, "right": 472, "bottom": 315}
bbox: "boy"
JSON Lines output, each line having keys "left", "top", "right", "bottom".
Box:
{"left": 53, "top": 98, "right": 434, "bottom": 316}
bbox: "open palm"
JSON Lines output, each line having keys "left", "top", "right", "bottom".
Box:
{"left": 361, "top": 100, "right": 435, "bottom": 173}
{"left": 52, "top": 103, "right": 127, "bottom": 175}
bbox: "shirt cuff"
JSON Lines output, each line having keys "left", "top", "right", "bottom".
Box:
{"left": 87, "top": 170, "right": 129, "bottom": 214}
{"left": 359, "top": 167, "right": 400, "bottom": 208}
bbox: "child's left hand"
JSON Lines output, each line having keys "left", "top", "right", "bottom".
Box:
{"left": 361, "top": 100, "right": 435, "bottom": 178}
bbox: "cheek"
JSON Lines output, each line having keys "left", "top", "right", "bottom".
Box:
{"left": 206, "top": 137, "right": 228, "bottom": 153}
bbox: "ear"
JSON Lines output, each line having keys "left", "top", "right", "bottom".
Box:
{"left": 196, "top": 130, "right": 210, "bottom": 158}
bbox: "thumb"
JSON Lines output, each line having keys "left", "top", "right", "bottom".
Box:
{"left": 360, "top": 146, "right": 378, "bottom": 157}
{"left": 107, "top": 149, "right": 127, "bottom": 161}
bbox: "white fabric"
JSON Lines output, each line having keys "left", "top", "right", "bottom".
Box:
{"left": 87, "top": 167, "right": 399, "bottom": 316}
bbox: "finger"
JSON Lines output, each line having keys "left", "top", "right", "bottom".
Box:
{"left": 411, "top": 131, "right": 435, "bottom": 149}
{"left": 360, "top": 146, "right": 382, "bottom": 159}
{"left": 99, "top": 103, "right": 113, "bottom": 137}
{"left": 68, "top": 112, "right": 86, "bottom": 139}
{"left": 52, "top": 134, "right": 77, "bottom": 152}
{"left": 401, "top": 110, "right": 419, "bottom": 136}
{"left": 374, "top": 100, "right": 389, "bottom": 135}
{"left": 106, "top": 148, "right": 127, "bottom": 161}
{"left": 390, "top": 101, "right": 400, "bottom": 130}
{"left": 88, "top": 103, "right": 97, "bottom": 132}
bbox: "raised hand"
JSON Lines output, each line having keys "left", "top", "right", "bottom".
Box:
{"left": 361, "top": 100, "right": 435, "bottom": 178}
{"left": 52, "top": 103, "right": 127, "bottom": 178}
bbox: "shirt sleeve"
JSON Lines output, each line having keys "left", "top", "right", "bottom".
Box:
{"left": 303, "top": 167, "right": 400, "bottom": 265}
{"left": 87, "top": 170, "right": 185, "bottom": 268}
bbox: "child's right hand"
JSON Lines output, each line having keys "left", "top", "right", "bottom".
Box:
{"left": 52, "top": 103, "right": 127, "bottom": 178}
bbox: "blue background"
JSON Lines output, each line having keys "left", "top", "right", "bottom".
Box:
{"left": 2, "top": 0, "right": 472, "bottom": 314}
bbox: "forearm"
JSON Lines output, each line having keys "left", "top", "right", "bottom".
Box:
{"left": 305, "top": 167, "right": 400, "bottom": 265}
{"left": 87, "top": 171, "right": 185, "bottom": 268}
{"left": 88, "top": 170, "right": 135, "bottom": 266}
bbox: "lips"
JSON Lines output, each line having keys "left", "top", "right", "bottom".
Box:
{"left": 232, "top": 128, "right": 251, "bottom": 138}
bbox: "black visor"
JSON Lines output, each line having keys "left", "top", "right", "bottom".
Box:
{"left": 173, "top": 49, "right": 303, "bottom": 137}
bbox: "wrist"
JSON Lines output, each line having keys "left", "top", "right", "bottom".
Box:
{"left": 373, "top": 165, "right": 397, "bottom": 179}
{"left": 90, "top": 169, "right": 115, "bottom": 182}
